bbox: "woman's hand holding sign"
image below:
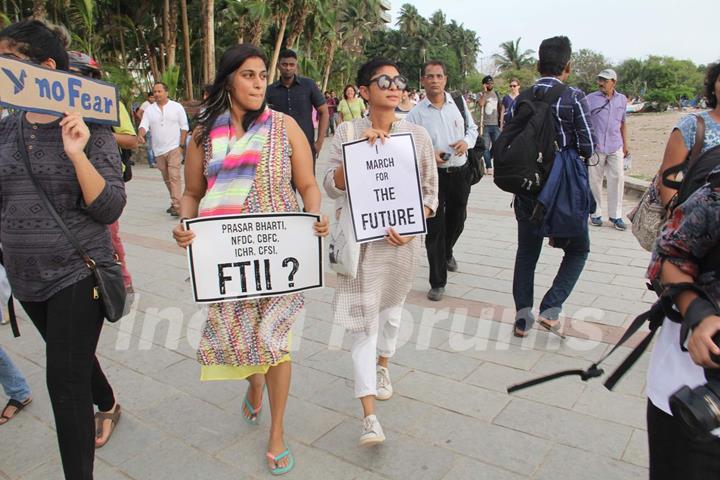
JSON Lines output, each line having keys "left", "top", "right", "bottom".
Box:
{"left": 60, "top": 112, "right": 90, "bottom": 158}
{"left": 173, "top": 222, "right": 195, "bottom": 248}
{"left": 312, "top": 214, "right": 329, "bottom": 237}
{"left": 362, "top": 127, "right": 390, "bottom": 146}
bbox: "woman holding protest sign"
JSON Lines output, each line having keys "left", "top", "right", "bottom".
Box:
{"left": 324, "top": 58, "right": 438, "bottom": 446}
{"left": 172, "top": 43, "right": 327, "bottom": 475}
{"left": 0, "top": 20, "right": 125, "bottom": 479}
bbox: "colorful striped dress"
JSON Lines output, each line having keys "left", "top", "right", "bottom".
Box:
{"left": 197, "top": 109, "right": 303, "bottom": 380}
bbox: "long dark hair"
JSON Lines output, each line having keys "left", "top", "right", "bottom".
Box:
{"left": 0, "top": 19, "right": 69, "bottom": 71}
{"left": 195, "top": 44, "right": 268, "bottom": 146}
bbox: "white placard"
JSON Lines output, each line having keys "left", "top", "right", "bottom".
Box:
{"left": 185, "top": 213, "right": 323, "bottom": 303}
{"left": 342, "top": 132, "right": 426, "bottom": 243}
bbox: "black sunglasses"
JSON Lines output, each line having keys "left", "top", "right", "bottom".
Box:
{"left": 369, "top": 74, "right": 408, "bottom": 91}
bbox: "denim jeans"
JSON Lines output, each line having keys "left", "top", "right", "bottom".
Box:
{"left": 146, "top": 131, "right": 156, "bottom": 167}
{"left": 0, "top": 346, "right": 31, "bottom": 402}
{"left": 512, "top": 194, "right": 590, "bottom": 323}
{"left": 482, "top": 125, "right": 501, "bottom": 169}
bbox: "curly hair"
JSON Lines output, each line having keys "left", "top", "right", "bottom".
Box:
{"left": 705, "top": 62, "right": 720, "bottom": 109}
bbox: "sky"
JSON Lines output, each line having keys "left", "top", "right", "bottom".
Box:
{"left": 389, "top": 0, "right": 716, "bottom": 71}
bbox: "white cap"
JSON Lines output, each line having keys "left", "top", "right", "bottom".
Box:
{"left": 598, "top": 69, "right": 617, "bottom": 81}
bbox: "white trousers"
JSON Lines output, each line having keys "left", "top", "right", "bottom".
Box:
{"left": 350, "top": 306, "right": 403, "bottom": 398}
{"left": 589, "top": 149, "right": 625, "bottom": 220}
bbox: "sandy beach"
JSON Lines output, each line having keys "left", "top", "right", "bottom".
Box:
{"left": 624, "top": 110, "right": 696, "bottom": 181}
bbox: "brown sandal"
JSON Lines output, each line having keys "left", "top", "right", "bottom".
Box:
{"left": 0, "top": 397, "right": 32, "bottom": 425}
{"left": 539, "top": 318, "right": 566, "bottom": 339}
{"left": 95, "top": 404, "right": 121, "bottom": 448}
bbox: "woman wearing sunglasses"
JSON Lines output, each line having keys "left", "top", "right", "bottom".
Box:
{"left": 323, "top": 58, "right": 438, "bottom": 446}
{"left": 502, "top": 78, "right": 521, "bottom": 117}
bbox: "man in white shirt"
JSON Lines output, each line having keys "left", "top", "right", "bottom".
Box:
{"left": 406, "top": 60, "right": 478, "bottom": 301}
{"left": 138, "top": 82, "right": 189, "bottom": 217}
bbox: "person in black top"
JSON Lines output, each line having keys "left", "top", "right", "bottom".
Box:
{"left": 265, "top": 49, "right": 329, "bottom": 169}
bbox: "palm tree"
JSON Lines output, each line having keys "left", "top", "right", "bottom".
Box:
{"left": 493, "top": 37, "right": 535, "bottom": 71}
{"left": 179, "top": 0, "right": 193, "bottom": 99}
{"left": 396, "top": 3, "right": 423, "bottom": 36}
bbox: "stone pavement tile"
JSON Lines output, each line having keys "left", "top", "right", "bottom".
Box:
{"left": 532, "top": 444, "right": 646, "bottom": 480}
{"left": 98, "top": 336, "right": 187, "bottom": 376}
{"left": 147, "top": 358, "right": 243, "bottom": 409}
{"left": 313, "top": 420, "right": 456, "bottom": 480}
{"left": 99, "top": 360, "right": 185, "bottom": 414}
{"left": 297, "top": 315, "right": 351, "bottom": 351}
{"left": 117, "top": 437, "right": 242, "bottom": 480}
{"left": 622, "top": 429, "right": 649, "bottom": 468}
{"left": 448, "top": 273, "right": 514, "bottom": 293}
{"left": 390, "top": 343, "right": 481, "bottom": 381}
{"left": 94, "top": 411, "right": 170, "bottom": 467}
{"left": 461, "top": 288, "right": 515, "bottom": 308}
{"left": 282, "top": 397, "right": 348, "bottom": 445}
{"left": 0, "top": 415, "right": 57, "bottom": 478}
{"left": 406, "top": 407, "right": 550, "bottom": 476}
{"left": 16, "top": 459, "right": 81, "bottom": 480}
{"left": 310, "top": 376, "right": 366, "bottom": 419}
{"left": 573, "top": 385, "right": 647, "bottom": 430}
{"left": 394, "top": 370, "right": 508, "bottom": 422}
{"left": 466, "top": 363, "right": 586, "bottom": 410}
{"left": 592, "top": 296, "right": 653, "bottom": 316}
{"left": 439, "top": 339, "right": 544, "bottom": 371}
{"left": 218, "top": 431, "right": 366, "bottom": 479}
{"left": 93, "top": 461, "right": 136, "bottom": 480}
{"left": 288, "top": 364, "right": 345, "bottom": 404}
{"left": 442, "top": 456, "right": 525, "bottom": 480}
{"left": 493, "top": 398, "right": 633, "bottom": 459}
{"left": 135, "top": 392, "right": 252, "bottom": 455}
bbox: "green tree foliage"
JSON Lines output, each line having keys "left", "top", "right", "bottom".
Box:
{"left": 365, "top": 4, "right": 480, "bottom": 91}
{"left": 617, "top": 56, "right": 705, "bottom": 109}
{"left": 568, "top": 49, "right": 610, "bottom": 93}
{"left": 493, "top": 38, "right": 534, "bottom": 70}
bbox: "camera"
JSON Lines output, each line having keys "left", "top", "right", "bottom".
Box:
{"left": 669, "top": 333, "right": 720, "bottom": 440}
{"left": 440, "top": 152, "right": 451, "bottom": 161}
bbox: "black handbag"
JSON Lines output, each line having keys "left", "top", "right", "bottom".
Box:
{"left": 17, "top": 114, "right": 127, "bottom": 322}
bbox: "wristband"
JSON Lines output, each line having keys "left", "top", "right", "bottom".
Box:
{"left": 685, "top": 296, "right": 718, "bottom": 330}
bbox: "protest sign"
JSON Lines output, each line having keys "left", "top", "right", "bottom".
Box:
{"left": 342, "top": 132, "right": 426, "bottom": 243}
{"left": 185, "top": 212, "right": 323, "bottom": 303}
{"left": 0, "top": 56, "right": 119, "bottom": 126}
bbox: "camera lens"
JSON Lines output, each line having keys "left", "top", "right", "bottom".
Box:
{"left": 669, "top": 385, "right": 720, "bottom": 440}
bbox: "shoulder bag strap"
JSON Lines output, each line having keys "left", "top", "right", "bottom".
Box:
{"left": 452, "top": 95, "right": 468, "bottom": 134}
{"left": 662, "top": 114, "right": 706, "bottom": 191}
{"left": 16, "top": 114, "right": 95, "bottom": 267}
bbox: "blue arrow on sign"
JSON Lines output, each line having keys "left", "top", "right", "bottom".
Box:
{"left": 2, "top": 68, "right": 26, "bottom": 94}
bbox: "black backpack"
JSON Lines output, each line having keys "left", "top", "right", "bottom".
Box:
{"left": 492, "top": 83, "right": 567, "bottom": 194}
{"left": 452, "top": 94, "right": 485, "bottom": 185}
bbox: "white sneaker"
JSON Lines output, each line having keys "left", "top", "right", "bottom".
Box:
{"left": 359, "top": 414, "right": 385, "bottom": 447}
{"left": 376, "top": 366, "right": 393, "bottom": 401}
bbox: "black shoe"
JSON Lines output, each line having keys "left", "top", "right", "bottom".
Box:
{"left": 166, "top": 207, "right": 173, "bottom": 213}
{"left": 169, "top": 208, "right": 180, "bottom": 217}
{"left": 427, "top": 287, "right": 445, "bottom": 301}
{"left": 446, "top": 257, "right": 458, "bottom": 272}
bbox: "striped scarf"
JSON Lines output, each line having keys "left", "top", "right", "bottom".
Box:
{"left": 198, "top": 108, "right": 272, "bottom": 217}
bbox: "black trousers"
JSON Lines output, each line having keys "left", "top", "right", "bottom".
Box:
{"left": 426, "top": 166, "right": 471, "bottom": 288}
{"left": 21, "top": 275, "right": 115, "bottom": 480}
{"left": 647, "top": 399, "right": 720, "bottom": 479}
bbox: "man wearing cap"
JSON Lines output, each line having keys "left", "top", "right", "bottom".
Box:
{"left": 586, "top": 69, "right": 629, "bottom": 231}
{"left": 477, "top": 75, "right": 503, "bottom": 175}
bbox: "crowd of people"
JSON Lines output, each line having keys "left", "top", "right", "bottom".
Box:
{"left": 1, "top": 17, "right": 719, "bottom": 480}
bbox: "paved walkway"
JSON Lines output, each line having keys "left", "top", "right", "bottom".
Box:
{"left": 1, "top": 144, "right": 654, "bottom": 480}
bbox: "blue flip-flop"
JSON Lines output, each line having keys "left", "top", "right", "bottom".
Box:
{"left": 266, "top": 448, "right": 295, "bottom": 476}
{"left": 242, "top": 385, "right": 264, "bottom": 425}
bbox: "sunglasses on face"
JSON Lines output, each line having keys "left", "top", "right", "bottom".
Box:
{"left": 369, "top": 74, "right": 408, "bottom": 91}
{"left": 510, "top": 84, "right": 519, "bottom": 88}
